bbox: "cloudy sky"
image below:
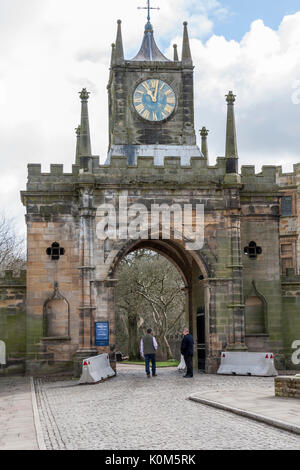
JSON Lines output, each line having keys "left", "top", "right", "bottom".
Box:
{"left": 1, "top": 0, "right": 300, "bottom": 236}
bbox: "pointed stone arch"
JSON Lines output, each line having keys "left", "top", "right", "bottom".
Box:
{"left": 94, "top": 233, "right": 214, "bottom": 371}
{"left": 43, "top": 283, "right": 70, "bottom": 339}
{"left": 245, "top": 280, "right": 268, "bottom": 336}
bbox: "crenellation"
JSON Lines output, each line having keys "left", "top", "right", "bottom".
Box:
{"left": 241, "top": 165, "right": 278, "bottom": 192}
{"left": 241, "top": 165, "right": 255, "bottom": 176}
{"left": 260, "top": 166, "right": 277, "bottom": 180}
{"left": 28, "top": 164, "right": 42, "bottom": 176}
{"left": 0, "top": 270, "right": 27, "bottom": 283}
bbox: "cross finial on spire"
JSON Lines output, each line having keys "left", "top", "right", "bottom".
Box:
{"left": 138, "top": 0, "right": 160, "bottom": 23}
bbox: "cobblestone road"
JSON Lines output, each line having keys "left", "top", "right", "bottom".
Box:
{"left": 35, "top": 365, "right": 300, "bottom": 450}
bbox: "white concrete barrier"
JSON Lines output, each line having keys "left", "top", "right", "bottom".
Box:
{"left": 177, "top": 354, "right": 186, "bottom": 371}
{"left": 0, "top": 341, "right": 6, "bottom": 365}
{"left": 79, "top": 353, "right": 116, "bottom": 384}
{"left": 217, "top": 352, "right": 278, "bottom": 377}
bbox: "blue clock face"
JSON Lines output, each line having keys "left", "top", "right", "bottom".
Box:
{"left": 133, "top": 79, "right": 176, "bottom": 122}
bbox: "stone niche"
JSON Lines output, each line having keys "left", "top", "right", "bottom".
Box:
{"left": 245, "top": 296, "right": 266, "bottom": 334}
{"left": 43, "top": 283, "right": 70, "bottom": 339}
{"left": 245, "top": 281, "right": 269, "bottom": 352}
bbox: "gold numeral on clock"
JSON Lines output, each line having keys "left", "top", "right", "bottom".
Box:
{"left": 136, "top": 103, "right": 144, "bottom": 113}
{"left": 164, "top": 104, "right": 173, "bottom": 114}
{"left": 167, "top": 97, "right": 175, "bottom": 104}
{"left": 142, "top": 109, "right": 150, "bottom": 120}
{"left": 134, "top": 97, "right": 143, "bottom": 104}
{"left": 152, "top": 111, "right": 158, "bottom": 121}
{"left": 142, "top": 82, "right": 150, "bottom": 92}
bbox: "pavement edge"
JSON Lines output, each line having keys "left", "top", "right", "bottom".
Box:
{"left": 30, "top": 377, "right": 47, "bottom": 450}
{"left": 189, "top": 395, "right": 300, "bottom": 436}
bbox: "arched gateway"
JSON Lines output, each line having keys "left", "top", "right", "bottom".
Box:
{"left": 21, "top": 17, "right": 285, "bottom": 376}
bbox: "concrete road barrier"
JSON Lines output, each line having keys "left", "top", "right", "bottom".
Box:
{"left": 217, "top": 352, "right": 278, "bottom": 377}
{"left": 79, "top": 353, "right": 116, "bottom": 384}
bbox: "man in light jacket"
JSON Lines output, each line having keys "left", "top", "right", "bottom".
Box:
{"left": 140, "top": 328, "right": 158, "bottom": 378}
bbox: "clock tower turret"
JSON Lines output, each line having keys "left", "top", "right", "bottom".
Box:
{"left": 106, "top": 12, "right": 203, "bottom": 165}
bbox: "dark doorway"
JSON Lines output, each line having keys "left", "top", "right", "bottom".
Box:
{"left": 197, "top": 307, "right": 205, "bottom": 371}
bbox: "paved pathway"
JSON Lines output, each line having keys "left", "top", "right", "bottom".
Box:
{"left": 189, "top": 389, "right": 300, "bottom": 434}
{"left": 35, "top": 365, "right": 300, "bottom": 450}
{"left": 0, "top": 377, "right": 39, "bottom": 450}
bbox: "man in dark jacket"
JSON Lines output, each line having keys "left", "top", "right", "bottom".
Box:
{"left": 181, "top": 328, "right": 194, "bottom": 378}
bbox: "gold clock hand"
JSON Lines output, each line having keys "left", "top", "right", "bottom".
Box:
{"left": 146, "top": 89, "right": 155, "bottom": 101}
{"left": 143, "top": 81, "right": 155, "bottom": 102}
{"left": 153, "top": 80, "right": 159, "bottom": 102}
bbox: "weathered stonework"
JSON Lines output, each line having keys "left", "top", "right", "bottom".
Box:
{"left": 0, "top": 271, "right": 26, "bottom": 375}
{"left": 275, "top": 376, "right": 300, "bottom": 399}
{"left": 9, "top": 19, "right": 300, "bottom": 376}
{"left": 18, "top": 153, "right": 299, "bottom": 375}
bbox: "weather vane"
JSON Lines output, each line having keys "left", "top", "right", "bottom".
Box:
{"left": 138, "top": 0, "right": 160, "bottom": 23}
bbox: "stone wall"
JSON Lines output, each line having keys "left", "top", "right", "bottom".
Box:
{"left": 281, "top": 274, "right": 300, "bottom": 371}
{"left": 275, "top": 376, "right": 300, "bottom": 399}
{"left": 276, "top": 164, "right": 300, "bottom": 276}
{"left": 20, "top": 156, "right": 288, "bottom": 375}
{"left": 0, "top": 270, "right": 26, "bottom": 375}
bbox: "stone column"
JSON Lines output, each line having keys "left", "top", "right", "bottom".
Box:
{"left": 94, "top": 279, "right": 118, "bottom": 371}
{"left": 74, "top": 188, "right": 97, "bottom": 375}
{"left": 226, "top": 205, "right": 247, "bottom": 351}
{"left": 204, "top": 278, "right": 227, "bottom": 373}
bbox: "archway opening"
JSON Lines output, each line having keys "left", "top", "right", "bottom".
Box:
{"left": 115, "top": 249, "right": 186, "bottom": 363}
{"left": 108, "top": 239, "right": 208, "bottom": 371}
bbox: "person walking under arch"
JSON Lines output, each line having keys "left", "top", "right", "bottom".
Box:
{"left": 140, "top": 328, "right": 158, "bottom": 378}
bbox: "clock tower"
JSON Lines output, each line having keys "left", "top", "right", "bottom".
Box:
{"left": 106, "top": 17, "right": 203, "bottom": 165}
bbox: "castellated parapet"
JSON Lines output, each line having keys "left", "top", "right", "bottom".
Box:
{"left": 24, "top": 157, "right": 279, "bottom": 193}
{"left": 0, "top": 270, "right": 27, "bottom": 284}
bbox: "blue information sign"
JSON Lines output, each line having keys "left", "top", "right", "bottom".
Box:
{"left": 95, "top": 322, "right": 109, "bottom": 347}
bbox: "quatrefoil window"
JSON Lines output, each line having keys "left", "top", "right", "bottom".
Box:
{"left": 46, "top": 242, "right": 65, "bottom": 261}
{"left": 244, "top": 241, "right": 262, "bottom": 260}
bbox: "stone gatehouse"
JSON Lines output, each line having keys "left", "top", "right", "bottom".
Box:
{"left": 1, "top": 19, "right": 300, "bottom": 376}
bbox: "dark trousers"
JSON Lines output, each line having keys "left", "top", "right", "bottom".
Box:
{"left": 145, "top": 354, "right": 156, "bottom": 376}
{"left": 184, "top": 354, "right": 193, "bottom": 377}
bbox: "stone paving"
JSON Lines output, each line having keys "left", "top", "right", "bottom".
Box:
{"left": 0, "top": 377, "right": 39, "bottom": 450}
{"left": 35, "top": 364, "right": 300, "bottom": 450}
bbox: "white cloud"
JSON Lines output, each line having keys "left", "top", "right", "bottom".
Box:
{"left": 0, "top": 1, "right": 300, "bottom": 236}
{"left": 189, "top": 16, "right": 300, "bottom": 171}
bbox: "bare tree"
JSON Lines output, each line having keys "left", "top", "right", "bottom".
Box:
{"left": 0, "top": 213, "right": 26, "bottom": 271}
{"left": 115, "top": 250, "right": 186, "bottom": 360}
